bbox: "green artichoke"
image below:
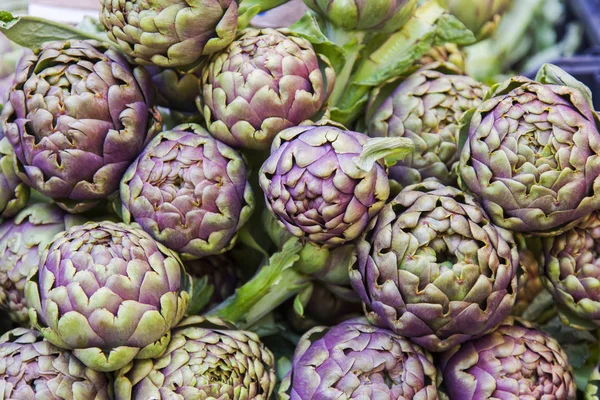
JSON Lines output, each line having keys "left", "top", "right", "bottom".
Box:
{"left": 148, "top": 66, "right": 202, "bottom": 114}
{"left": 303, "top": 0, "right": 417, "bottom": 32}
{"left": 439, "top": 318, "right": 577, "bottom": 400}
{"left": 25, "top": 221, "right": 191, "bottom": 372}
{"left": 114, "top": 316, "right": 276, "bottom": 400}
{"left": 1, "top": 39, "right": 158, "bottom": 213}
{"left": 350, "top": 179, "right": 519, "bottom": 352}
{"left": 446, "top": 0, "right": 511, "bottom": 40}
{"left": 100, "top": 0, "right": 238, "bottom": 68}
{"left": 586, "top": 363, "right": 600, "bottom": 400}
{"left": 200, "top": 28, "right": 335, "bottom": 150}
{"left": 513, "top": 247, "right": 545, "bottom": 317}
{"left": 279, "top": 318, "right": 439, "bottom": 399}
{"left": 458, "top": 75, "right": 600, "bottom": 236}
{"left": 0, "top": 136, "right": 28, "bottom": 220}
{"left": 417, "top": 43, "right": 466, "bottom": 72}
{"left": 0, "top": 203, "right": 84, "bottom": 325}
{"left": 368, "top": 62, "right": 486, "bottom": 188}
{"left": 0, "top": 328, "right": 112, "bottom": 399}
{"left": 121, "top": 123, "right": 254, "bottom": 260}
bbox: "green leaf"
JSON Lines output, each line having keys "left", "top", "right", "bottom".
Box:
{"left": 354, "top": 137, "right": 415, "bottom": 171}
{"left": 457, "top": 108, "right": 476, "bottom": 152}
{"left": 432, "top": 14, "right": 476, "bottom": 47}
{"left": 535, "top": 63, "right": 595, "bottom": 110}
{"left": 0, "top": 12, "right": 107, "bottom": 49}
{"left": 238, "top": 225, "right": 270, "bottom": 258}
{"left": 293, "top": 284, "right": 314, "bottom": 317}
{"left": 186, "top": 276, "right": 214, "bottom": 316}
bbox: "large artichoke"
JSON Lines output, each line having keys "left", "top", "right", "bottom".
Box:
{"left": 0, "top": 203, "right": 84, "bottom": 325}
{"left": 0, "top": 328, "right": 112, "bottom": 399}
{"left": 303, "top": 0, "right": 417, "bottom": 32}
{"left": 439, "top": 318, "right": 577, "bottom": 400}
{"left": 25, "top": 221, "right": 191, "bottom": 372}
{"left": 350, "top": 179, "right": 519, "bottom": 352}
{"left": 368, "top": 62, "right": 486, "bottom": 188}
{"left": 114, "top": 316, "right": 276, "bottom": 400}
{"left": 149, "top": 66, "right": 202, "bottom": 114}
{"left": 121, "top": 123, "right": 254, "bottom": 259}
{"left": 458, "top": 75, "right": 600, "bottom": 236}
{"left": 446, "top": 0, "right": 511, "bottom": 40}
{"left": 540, "top": 211, "right": 600, "bottom": 330}
{"left": 200, "top": 28, "right": 335, "bottom": 150}
{"left": 1, "top": 39, "right": 157, "bottom": 213}
{"left": 0, "top": 136, "right": 28, "bottom": 220}
{"left": 259, "top": 124, "right": 390, "bottom": 248}
{"left": 100, "top": 0, "right": 238, "bottom": 68}
{"left": 279, "top": 318, "right": 439, "bottom": 399}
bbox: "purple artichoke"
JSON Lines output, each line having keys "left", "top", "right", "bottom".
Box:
{"left": 200, "top": 28, "right": 335, "bottom": 150}
{"left": 279, "top": 318, "right": 439, "bottom": 399}
{"left": 0, "top": 328, "right": 112, "bottom": 399}
{"left": 259, "top": 125, "right": 390, "bottom": 248}
{"left": 1, "top": 39, "right": 157, "bottom": 213}
{"left": 350, "top": 179, "right": 519, "bottom": 352}
{"left": 121, "top": 123, "right": 254, "bottom": 259}
{"left": 25, "top": 221, "right": 191, "bottom": 372}
{"left": 439, "top": 318, "right": 577, "bottom": 400}
{"left": 0, "top": 203, "right": 84, "bottom": 325}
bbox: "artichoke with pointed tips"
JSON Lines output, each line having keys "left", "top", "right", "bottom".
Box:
{"left": 0, "top": 328, "right": 112, "bottom": 400}
{"left": 350, "top": 179, "right": 519, "bottom": 352}
{"left": 121, "top": 123, "right": 254, "bottom": 260}
{"left": 279, "top": 318, "right": 439, "bottom": 399}
{"left": 1, "top": 39, "right": 157, "bottom": 213}
{"left": 25, "top": 221, "right": 191, "bottom": 372}
{"left": 148, "top": 66, "right": 202, "bottom": 114}
{"left": 200, "top": 28, "right": 335, "bottom": 150}
{"left": 0, "top": 136, "right": 28, "bottom": 220}
{"left": 114, "top": 316, "right": 276, "bottom": 400}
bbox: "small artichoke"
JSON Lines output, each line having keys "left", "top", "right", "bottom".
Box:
{"left": 1, "top": 40, "right": 157, "bottom": 213}
{"left": 149, "top": 66, "right": 202, "bottom": 114}
{"left": 458, "top": 75, "right": 600, "bottom": 236}
{"left": 0, "top": 136, "right": 28, "bottom": 220}
{"left": 303, "top": 0, "right": 417, "bottom": 32}
{"left": 446, "top": 0, "right": 511, "bottom": 40}
{"left": 350, "top": 179, "right": 519, "bottom": 352}
{"left": 279, "top": 318, "right": 439, "bottom": 399}
{"left": 259, "top": 125, "right": 390, "bottom": 248}
{"left": 540, "top": 211, "right": 600, "bottom": 330}
{"left": 369, "top": 62, "right": 486, "bottom": 187}
{"left": 586, "top": 363, "right": 600, "bottom": 400}
{"left": 0, "top": 203, "right": 84, "bottom": 325}
{"left": 200, "top": 28, "right": 335, "bottom": 150}
{"left": 121, "top": 123, "right": 254, "bottom": 259}
{"left": 0, "top": 328, "right": 112, "bottom": 399}
{"left": 100, "top": 0, "right": 238, "bottom": 68}
{"left": 439, "top": 318, "right": 577, "bottom": 400}
{"left": 25, "top": 221, "right": 191, "bottom": 372}
{"left": 114, "top": 316, "right": 276, "bottom": 400}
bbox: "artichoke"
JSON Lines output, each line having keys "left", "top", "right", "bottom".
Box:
{"left": 513, "top": 247, "right": 546, "bottom": 317}
{"left": 279, "top": 318, "right": 439, "bottom": 399}
{"left": 0, "top": 136, "right": 28, "bottom": 220}
{"left": 259, "top": 124, "right": 390, "bottom": 248}
{"left": 446, "top": 0, "right": 511, "bottom": 40}
{"left": 368, "top": 62, "right": 486, "bottom": 188}
{"left": 458, "top": 75, "right": 600, "bottom": 236}
{"left": 100, "top": 0, "right": 238, "bottom": 68}
{"left": 25, "top": 221, "right": 191, "bottom": 372}
{"left": 350, "top": 179, "right": 519, "bottom": 352}
{"left": 149, "top": 66, "right": 202, "bottom": 114}
{"left": 200, "top": 28, "right": 335, "bottom": 150}
{"left": 0, "top": 328, "right": 112, "bottom": 399}
{"left": 417, "top": 43, "right": 466, "bottom": 72}
{"left": 303, "top": 0, "right": 417, "bottom": 32}
{"left": 121, "top": 123, "right": 254, "bottom": 260}
{"left": 586, "top": 363, "right": 600, "bottom": 400}
{"left": 114, "top": 316, "right": 276, "bottom": 400}
{"left": 0, "top": 203, "right": 84, "bottom": 325}
{"left": 439, "top": 318, "right": 577, "bottom": 400}
{"left": 540, "top": 211, "right": 600, "bottom": 330}
{"left": 1, "top": 39, "right": 157, "bottom": 213}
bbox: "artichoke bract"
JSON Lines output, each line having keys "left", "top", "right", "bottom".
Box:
{"left": 279, "top": 318, "right": 439, "bottom": 399}
{"left": 303, "top": 0, "right": 416, "bottom": 32}
{"left": 259, "top": 125, "right": 390, "bottom": 248}
{"left": 0, "top": 328, "right": 112, "bottom": 400}
{"left": 439, "top": 318, "right": 577, "bottom": 400}
{"left": 0, "top": 136, "right": 28, "bottom": 219}
{"left": 350, "top": 179, "right": 519, "bottom": 352}
{"left": 0, "top": 203, "right": 84, "bottom": 325}
{"left": 121, "top": 123, "right": 254, "bottom": 259}
{"left": 114, "top": 316, "right": 276, "bottom": 400}
{"left": 100, "top": 0, "right": 238, "bottom": 68}
{"left": 458, "top": 75, "right": 600, "bottom": 236}
{"left": 369, "top": 62, "right": 486, "bottom": 188}
{"left": 446, "top": 0, "right": 511, "bottom": 40}
{"left": 1, "top": 40, "right": 157, "bottom": 213}
{"left": 25, "top": 221, "right": 191, "bottom": 372}
{"left": 540, "top": 211, "right": 600, "bottom": 330}
{"left": 200, "top": 28, "right": 335, "bottom": 150}
{"left": 148, "top": 66, "right": 202, "bottom": 114}
{"left": 586, "top": 363, "right": 600, "bottom": 400}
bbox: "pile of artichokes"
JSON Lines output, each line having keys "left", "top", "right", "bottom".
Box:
{"left": 0, "top": 0, "right": 597, "bottom": 399}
